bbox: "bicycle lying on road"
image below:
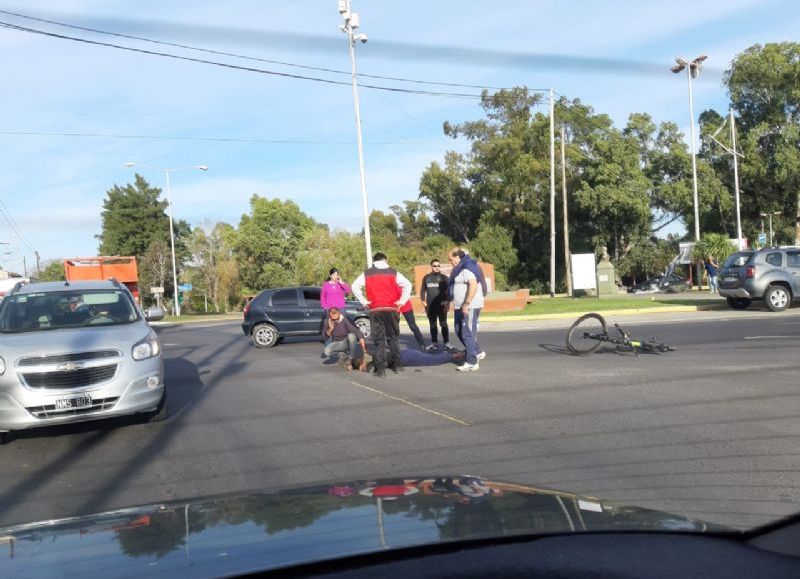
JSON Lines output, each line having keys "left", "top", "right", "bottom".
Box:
{"left": 566, "top": 313, "right": 676, "bottom": 356}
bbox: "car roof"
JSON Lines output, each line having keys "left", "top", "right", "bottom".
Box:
{"left": 14, "top": 280, "right": 122, "bottom": 294}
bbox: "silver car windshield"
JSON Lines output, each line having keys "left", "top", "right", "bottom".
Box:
{"left": 0, "top": 290, "right": 139, "bottom": 333}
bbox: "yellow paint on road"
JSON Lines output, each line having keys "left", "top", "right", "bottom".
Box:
{"left": 348, "top": 380, "right": 471, "bottom": 426}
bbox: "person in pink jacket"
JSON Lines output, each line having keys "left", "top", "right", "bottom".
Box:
{"left": 321, "top": 268, "right": 351, "bottom": 311}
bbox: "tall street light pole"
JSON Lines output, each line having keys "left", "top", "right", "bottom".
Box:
{"left": 125, "top": 162, "right": 208, "bottom": 316}
{"left": 671, "top": 54, "right": 707, "bottom": 288}
{"left": 339, "top": 0, "right": 373, "bottom": 267}
{"left": 549, "top": 88, "right": 556, "bottom": 297}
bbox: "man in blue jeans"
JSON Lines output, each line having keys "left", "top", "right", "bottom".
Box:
{"left": 322, "top": 307, "right": 367, "bottom": 369}
{"left": 448, "top": 248, "right": 485, "bottom": 372}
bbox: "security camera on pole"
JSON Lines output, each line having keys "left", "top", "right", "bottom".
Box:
{"left": 338, "top": 0, "right": 373, "bottom": 267}
{"left": 671, "top": 54, "right": 707, "bottom": 289}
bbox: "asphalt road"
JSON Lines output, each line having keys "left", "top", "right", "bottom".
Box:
{"left": 1, "top": 308, "right": 799, "bottom": 531}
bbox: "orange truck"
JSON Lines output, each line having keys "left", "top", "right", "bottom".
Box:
{"left": 64, "top": 256, "right": 140, "bottom": 301}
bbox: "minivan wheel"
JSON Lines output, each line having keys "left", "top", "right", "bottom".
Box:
{"left": 252, "top": 323, "right": 279, "bottom": 348}
{"left": 0, "top": 432, "right": 10, "bottom": 445}
{"left": 355, "top": 317, "right": 371, "bottom": 339}
{"left": 726, "top": 297, "right": 752, "bottom": 310}
{"left": 764, "top": 285, "right": 790, "bottom": 312}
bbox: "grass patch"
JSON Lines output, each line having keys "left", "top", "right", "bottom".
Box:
{"left": 490, "top": 295, "right": 725, "bottom": 316}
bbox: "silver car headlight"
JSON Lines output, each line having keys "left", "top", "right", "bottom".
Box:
{"left": 132, "top": 331, "right": 161, "bottom": 361}
{"left": 0, "top": 356, "right": 5, "bottom": 375}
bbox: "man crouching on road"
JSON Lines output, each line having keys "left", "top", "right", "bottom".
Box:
{"left": 322, "top": 307, "right": 367, "bottom": 370}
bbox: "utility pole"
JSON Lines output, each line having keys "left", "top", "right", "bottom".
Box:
{"left": 560, "top": 127, "right": 572, "bottom": 296}
{"left": 339, "top": 0, "right": 373, "bottom": 267}
{"left": 729, "top": 109, "right": 743, "bottom": 249}
{"left": 709, "top": 109, "right": 745, "bottom": 249}
{"left": 22, "top": 255, "right": 27, "bottom": 277}
{"left": 35, "top": 250, "right": 41, "bottom": 276}
{"left": 549, "top": 88, "right": 556, "bottom": 297}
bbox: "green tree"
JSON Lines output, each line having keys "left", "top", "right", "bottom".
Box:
{"left": 138, "top": 240, "right": 172, "bottom": 308}
{"left": 37, "top": 260, "right": 65, "bottom": 282}
{"left": 470, "top": 218, "right": 518, "bottom": 278}
{"left": 232, "top": 195, "right": 318, "bottom": 292}
{"left": 390, "top": 200, "right": 436, "bottom": 242}
{"left": 692, "top": 232, "right": 737, "bottom": 264}
{"left": 294, "top": 227, "right": 365, "bottom": 287}
{"left": 721, "top": 42, "right": 800, "bottom": 244}
{"left": 97, "top": 174, "right": 170, "bottom": 256}
{"left": 186, "top": 222, "right": 240, "bottom": 312}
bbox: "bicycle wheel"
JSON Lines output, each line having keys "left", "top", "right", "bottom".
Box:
{"left": 566, "top": 313, "right": 607, "bottom": 355}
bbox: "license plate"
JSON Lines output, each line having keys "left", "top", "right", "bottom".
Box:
{"left": 54, "top": 395, "right": 92, "bottom": 410}
{"left": 723, "top": 276, "right": 738, "bottom": 282}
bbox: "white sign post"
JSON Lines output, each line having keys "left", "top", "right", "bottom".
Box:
{"left": 571, "top": 253, "right": 598, "bottom": 297}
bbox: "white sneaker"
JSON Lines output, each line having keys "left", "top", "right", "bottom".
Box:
{"left": 425, "top": 344, "right": 438, "bottom": 352}
{"left": 444, "top": 343, "right": 454, "bottom": 351}
{"left": 477, "top": 351, "right": 486, "bottom": 361}
{"left": 456, "top": 362, "right": 479, "bottom": 372}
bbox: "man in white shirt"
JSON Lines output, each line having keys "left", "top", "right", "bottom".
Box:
{"left": 448, "top": 248, "right": 485, "bottom": 372}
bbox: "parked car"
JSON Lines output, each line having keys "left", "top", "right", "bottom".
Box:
{"left": 719, "top": 247, "right": 800, "bottom": 311}
{"left": 0, "top": 280, "right": 166, "bottom": 444}
{"left": 242, "top": 286, "right": 371, "bottom": 348}
{"left": 627, "top": 273, "right": 690, "bottom": 294}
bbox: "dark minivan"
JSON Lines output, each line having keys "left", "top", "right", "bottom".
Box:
{"left": 242, "top": 286, "right": 371, "bottom": 348}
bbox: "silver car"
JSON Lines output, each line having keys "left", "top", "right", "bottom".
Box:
{"left": 0, "top": 280, "right": 165, "bottom": 443}
{"left": 718, "top": 247, "right": 800, "bottom": 311}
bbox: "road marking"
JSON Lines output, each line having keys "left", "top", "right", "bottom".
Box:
{"left": 744, "top": 336, "right": 800, "bottom": 340}
{"left": 162, "top": 343, "right": 179, "bottom": 347}
{"left": 348, "top": 380, "right": 471, "bottom": 426}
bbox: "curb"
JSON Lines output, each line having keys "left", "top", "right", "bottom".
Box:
{"left": 477, "top": 304, "right": 723, "bottom": 323}
{"left": 151, "top": 316, "right": 241, "bottom": 327}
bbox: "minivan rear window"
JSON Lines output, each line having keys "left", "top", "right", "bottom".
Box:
{"left": 724, "top": 252, "right": 754, "bottom": 268}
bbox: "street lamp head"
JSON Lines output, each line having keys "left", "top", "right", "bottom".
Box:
{"left": 197, "top": 165, "right": 209, "bottom": 171}
{"left": 675, "top": 57, "right": 689, "bottom": 66}
{"left": 354, "top": 33, "right": 368, "bottom": 43}
{"left": 695, "top": 54, "right": 708, "bottom": 63}
{"left": 124, "top": 162, "right": 135, "bottom": 168}
{"left": 670, "top": 64, "right": 685, "bottom": 74}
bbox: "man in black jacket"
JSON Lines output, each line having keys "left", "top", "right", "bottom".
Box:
{"left": 420, "top": 258, "right": 452, "bottom": 350}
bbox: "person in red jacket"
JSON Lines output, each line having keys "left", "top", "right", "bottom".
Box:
{"left": 398, "top": 299, "right": 426, "bottom": 351}
{"left": 352, "top": 253, "right": 412, "bottom": 377}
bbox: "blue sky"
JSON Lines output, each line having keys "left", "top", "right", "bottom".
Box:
{"left": 0, "top": 0, "right": 798, "bottom": 273}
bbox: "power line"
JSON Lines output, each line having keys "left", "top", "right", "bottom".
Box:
{"left": 0, "top": 129, "right": 443, "bottom": 145}
{"left": 0, "top": 8, "right": 545, "bottom": 92}
{"left": 0, "top": 20, "right": 487, "bottom": 100}
{"left": 0, "top": 201, "right": 36, "bottom": 254}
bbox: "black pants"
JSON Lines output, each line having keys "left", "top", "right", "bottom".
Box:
{"left": 426, "top": 304, "right": 449, "bottom": 344}
{"left": 402, "top": 310, "right": 426, "bottom": 349}
{"left": 370, "top": 310, "right": 400, "bottom": 370}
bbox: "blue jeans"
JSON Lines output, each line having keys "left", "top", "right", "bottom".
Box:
{"left": 454, "top": 307, "right": 481, "bottom": 365}
{"left": 324, "top": 333, "right": 358, "bottom": 359}
{"left": 709, "top": 275, "right": 718, "bottom": 293}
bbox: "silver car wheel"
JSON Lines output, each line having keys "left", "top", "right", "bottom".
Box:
{"left": 770, "top": 288, "right": 788, "bottom": 309}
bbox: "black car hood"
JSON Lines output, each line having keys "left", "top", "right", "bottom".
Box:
{"left": 0, "top": 476, "right": 725, "bottom": 578}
